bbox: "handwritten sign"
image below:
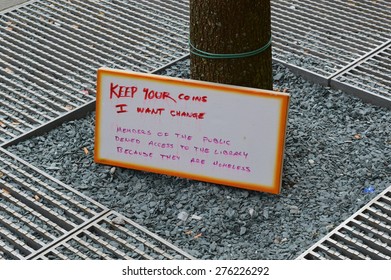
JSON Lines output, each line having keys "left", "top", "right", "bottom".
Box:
{"left": 94, "top": 68, "right": 289, "bottom": 194}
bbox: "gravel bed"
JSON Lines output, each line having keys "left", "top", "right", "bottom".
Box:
{"left": 7, "top": 60, "right": 391, "bottom": 260}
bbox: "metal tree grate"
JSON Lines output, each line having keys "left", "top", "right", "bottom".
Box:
{"left": 271, "top": 0, "right": 391, "bottom": 78}
{"left": 1, "top": 0, "right": 390, "bottom": 147}
{"left": 0, "top": 0, "right": 189, "bottom": 146}
{"left": 297, "top": 184, "right": 391, "bottom": 260}
{"left": 1, "top": 0, "right": 390, "bottom": 261}
{"left": 271, "top": 0, "right": 391, "bottom": 106}
{"left": 0, "top": 148, "right": 107, "bottom": 259}
{"left": 0, "top": 147, "right": 195, "bottom": 260}
{"left": 331, "top": 41, "right": 391, "bottom": 107}
{"left": 33, "top": 211, "right": 195, "bottom": 260}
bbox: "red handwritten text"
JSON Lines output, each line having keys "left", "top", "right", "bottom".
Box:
{"left": 143, "top": 88, "right": 177, "bottom": 103}
{"left": 115, "top": 104, "right": 128, "bottom": 113}
{"left": 178, "top": 93, "right": 207, "bottom": 103}
{"left": 137, "top": 107, "right": 165, "bottom": 115}
{"left": 110, "top": 83, "right": 137, "bottom": 99}
{"left": 170, "top": 110, "right": 205, "bottom": 119}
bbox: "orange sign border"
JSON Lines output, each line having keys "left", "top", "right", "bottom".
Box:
{"left": 95, "top": 68, "right": 290, "bottom": 194}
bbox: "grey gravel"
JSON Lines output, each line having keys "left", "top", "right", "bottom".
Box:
{"left": 7, "top": 60, "right": 391, "bottom": 260}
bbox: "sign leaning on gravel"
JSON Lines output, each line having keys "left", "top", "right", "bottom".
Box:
{"left": 95, "top": 68, "right": 290, "bottom": 194}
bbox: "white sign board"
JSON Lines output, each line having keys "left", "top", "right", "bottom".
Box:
{"left": 95, "top": 68, "right": 289, "bottom": 194}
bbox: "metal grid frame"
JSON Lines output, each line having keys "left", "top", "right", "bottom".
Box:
{"left": 0, "top": 148, "right": 108, "bottom": 259}
{"left": 33, "top": 211, "right": 195, "bottom": 260}
{"left": 0, "top": 0, "right": 189, "bottom": 146}
{"left": 0, "top": 147, "right": 195, "bottom": 260}
{"left": 271, "top": 0, "right": 390, "bottom": 77}
{"left": 330, "top": 41, "right": 391, "bottom": 108}
{"left": 1, "top": 0, "right": 390, "bottom": 147}
{"left": 271, "top": 0, "right": 391, "bottom": 107}
{"left": 297, "top": 184, "right": 391, "bottom": 260}
{"left": 1, "top": 0, "right": 390, "bottom": 260}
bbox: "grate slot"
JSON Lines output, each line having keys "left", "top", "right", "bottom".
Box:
{"left": 0, "top": 148, "right": 108, "bottom": 259}
{"left": 298, "top": 187, "right": 391, "bottom": 259}
{"left": 125, "top": 0, "right": 189, "bottom": 23}
{"left": 272, "top": 12, "right": 375, "bottom": 54}
{"left": 272, "top": 21, "right": 364, "bottom": 58}
{"left": 0, "top": 71, "right": 70, "bottom": 113}
{"left": 281, "top": 0, "right": 390, "bottom": 35}
{"left": 324, "top": 236, "right": 369, "bottom": 260}
{"left": 0, "top": 49, "right": 89, "bottom": 105}
{"left": 0, "top": 13, "right": 107, "bottom": 72}
{"left": 0, "top": 126, "right": 19, "bottom": 139}
{"left": 311, "top": 243, "right": 349, "bottom": 260}
{"left": 301, "top": 250, "right": 327, "bottom": 260}
{"left": 59, "top": 243, "right": 91, "bottom": 260}
{"left": 33, "top": 211, "right": 195, "bottom": 260}
{"left": 0, "top": 89, "right": 55, "bottom": 121}
{"left": 0, "top": 202, "right": 58, "bottom": 243}
{"left": 70, "top": 237, "right": 114, "bottom": 260}
{"left": 0, "top": 178, "right": 78, "bottom": 231}
{"left": 0, "top": 163, "right": 92, "bottom": 224}
{"left": 0, "top": 39, "right": 94, "bottom": 95}
{"left": 29, "top": 2, "right": 173, "bottom": 67}
{"left": 47, "top": 248, "right": 70, "bottom": 260}
{"left": 348, "top": 219, "right": 391, "bottom": 245}
{"left": 356, "top": 213, "right": 391, "bottom": 236}
{"left": 274, "top": 0, "right": 388, "bottom": 43}
{"left": 0, "top": 57, "right": 82, "bottom": 109}
{"left": 0, "top": 94, "right": 47, "bottom": 124}
{"left": 332, "top": 42, "right": 391, "bottom": 101}
{"left": 332, "top": 0, "right": 391, "bottom": 18}
{"left": 0, "top": 25, "right": 96, "bottom": 81}
{"left": 0, "top": 227, "right": 31, "bottom": 258}
{"left": 337, "top": 73, "right": 389, "bottom": 98}
{"left": 373, "top": 200, "right": 391, "bottom": 217}
{"left": 80, "top": 229, "right": 134, "bottom": 260}
{"left": 0, "top": 239, "right": 23, "bottom": 260}
{"left": 0, "top": 112, "right": 30, "bottom": 135}
{"left": 332, "top": 231, "right": 389, "bottom": 260}
{"left": 0, "top": 189, "right": 67, "bottom": 237}
{"left": 350, "top": 64, "right": 391, "bottom": 84}
{"left": 0, "top": 33, "right": 93, "bottom": 87}
{"left": 272, "top": 0, "right": 391, "bottom": 91}
{"left": 341, "top": 225, "right": 391, "bottom": 257}
{"left": 365, "top": 206, "right": 391, "bottom": 226}
{"left": 0, "top": 212, "right": 46, "bottom": 250}
{"left": 67, "top": 0, "right": 187, "bottom": 49}
{"left": 271, "top": 41, "right": 338, "bottom": 77}
{"left": 88, "top": 224, "right": 154, "bottom": 260}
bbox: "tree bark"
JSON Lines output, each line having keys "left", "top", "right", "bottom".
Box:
{"left": 190, "top": 0, "right": 272, "bottom": 90}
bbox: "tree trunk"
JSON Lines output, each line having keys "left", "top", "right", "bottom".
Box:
{"left": 190, "top": 0, "right": 272, "bottom": 90}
